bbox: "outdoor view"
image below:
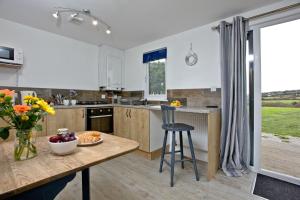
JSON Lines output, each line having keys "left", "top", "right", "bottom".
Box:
{"left": 261, "top": 18, "right": 300, "bottom": 178}
{"left": 148, "top": 59, "right": 166, "bottom": 96}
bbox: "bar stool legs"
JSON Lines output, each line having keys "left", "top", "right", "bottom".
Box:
{"left": 159, "top": 130, "right": 168, "bottom": 173}
{"left": 179, "top": 131, "right": 184, "bottom": 169}
{"left": 187, "top": 131, "right": 199, "bottom": 181}
{"left": 159, "top": 130, "right": 199, "bottom": 186}
{"left": 170, "top": 131, "right": 176, "bottom": 187}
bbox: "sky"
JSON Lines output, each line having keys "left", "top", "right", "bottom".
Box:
{"left": 261, "top": 18, "right": 300, "bottom": 93}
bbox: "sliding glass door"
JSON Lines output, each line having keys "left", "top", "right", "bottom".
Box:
{"left": 250, "top": 15, "right": 300, "bottom": 185}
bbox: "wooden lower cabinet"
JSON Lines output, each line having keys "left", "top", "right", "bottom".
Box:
{"left": 114, "top": 107, "right": 150, "bottom": 152}
{"left": 46, "top": 108, "right": 86, "bottom": 135}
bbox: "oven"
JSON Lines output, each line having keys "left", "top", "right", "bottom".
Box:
{"left": 86, "top": 107, "right": 113, "bottom": 134}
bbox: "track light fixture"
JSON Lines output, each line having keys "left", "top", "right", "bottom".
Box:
{"left": 52, "top": 7, "right": 111, "bottom": 34}
{"left": 52, "top": 11, "right": 60, "bottom": 19}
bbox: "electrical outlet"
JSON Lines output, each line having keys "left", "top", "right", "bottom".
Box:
{"left": 210, "top": 87, "right": 216, "bottom": 92}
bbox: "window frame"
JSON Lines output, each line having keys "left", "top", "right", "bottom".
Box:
{"left": 144, "top": 58, "right": 167, "bottom": 101}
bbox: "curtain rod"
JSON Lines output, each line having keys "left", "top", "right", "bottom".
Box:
{"left": 211, "top": 3, "right": 300, "bottom": 31}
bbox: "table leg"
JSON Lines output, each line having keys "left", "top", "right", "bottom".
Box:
{"left": 82, "top": 168, "right": 90, "bottom": 200}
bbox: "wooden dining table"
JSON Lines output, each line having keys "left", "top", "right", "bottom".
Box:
{"left": 0, "top": 133, "right": 139, "bottom": 200}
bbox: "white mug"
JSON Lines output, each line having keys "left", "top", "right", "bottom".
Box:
{"left": 63, "top": 100, "right": 70, "bottom": 106}
{"left": 71, "top": 100, "right": 77, "bottom": 105}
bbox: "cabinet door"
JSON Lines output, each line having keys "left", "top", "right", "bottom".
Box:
{"left": 72, "top": 108, "right": 86, "bottom": 132}
{"left": 130, "top": 108, "right": 150, "bottom": 152}
{"left": 46, "top": 108, "right": 85, "bottom": 135}
{"left": 114, "top": 107, "right": 130, "bottom": 138}
{"left": 38, "top": 116, "right": 47, "bottom": 136}
{"left": 107, "top": 55, "right": 122, "bottom": 89}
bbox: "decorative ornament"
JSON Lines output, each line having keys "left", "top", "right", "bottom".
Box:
{"left": 185, "top": 43, "right": 198, "bottom": 66}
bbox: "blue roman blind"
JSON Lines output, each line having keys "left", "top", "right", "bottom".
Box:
{"left": 143, "top": 48, "right": 167, "bottom": 63}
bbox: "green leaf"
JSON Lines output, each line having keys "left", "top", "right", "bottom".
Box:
{"left": 34, "top": 124, "right": 43, "bottom": 132}
{"left": 0, "top": 127, "right": 10, "bottom": 140}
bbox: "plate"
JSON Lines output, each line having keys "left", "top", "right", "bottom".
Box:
{"left": 77, "top": 138, "right": 103, "bottom": 147}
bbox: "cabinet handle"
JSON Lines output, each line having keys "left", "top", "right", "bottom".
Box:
{"left": 42, "top": 116, "right": 44, "bottom": 122}
{"left": 129, "top": 109, "right": 131, "bottom": 118}
{"left": 82, "top": 109, "right": 85, "bottom": 118}
{"left": 126, "top": 109, "right": 128, "bottom": 118}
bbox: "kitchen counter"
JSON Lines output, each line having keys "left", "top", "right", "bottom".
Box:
{"left": 53, "top": 104, "right": 114, "bottom": 109}
{"left": 113, "top": 104, "right": 220, "bottom": 114}
{"left": 53, "top": 104, "right": 220, "bottom": 114}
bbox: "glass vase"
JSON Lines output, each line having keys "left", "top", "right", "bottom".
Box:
{"left": 14, "top": 129, "right": 37, "bottom": 161}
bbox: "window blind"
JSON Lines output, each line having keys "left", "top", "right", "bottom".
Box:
{"left": 143, "top": 48, "right": 167, "bottom": 63}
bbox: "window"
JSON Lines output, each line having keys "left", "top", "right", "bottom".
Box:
{"left": 143, "top": 48, "right": 167, "bottom": 100}
{"left": 146, "top": 59, "right": 166, "bottom": 100}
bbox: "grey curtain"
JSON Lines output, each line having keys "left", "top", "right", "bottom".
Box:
{"left": 219, "top": 16, "right": 250, "bottom": 176}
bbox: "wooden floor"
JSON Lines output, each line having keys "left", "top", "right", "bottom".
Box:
{"left": 55, "top": 152, "right": 263, "bottom": 200}
{"left": 261, "top": 134, "right": 300, "bottom": 178}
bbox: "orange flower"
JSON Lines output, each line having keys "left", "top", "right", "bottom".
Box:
{"left": 13, "top": 105, "right": 31, "bottom": 114}
{"left": 0, "top": 89, "right": 15, "bottom": 97}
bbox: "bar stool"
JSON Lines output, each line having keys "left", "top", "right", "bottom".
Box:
{"left": 159, "top": 105, "right": 199, "bottom": 187}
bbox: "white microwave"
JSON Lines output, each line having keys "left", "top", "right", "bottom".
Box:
{"left": 0, "top": 46, "right": 23, "bottom": 65}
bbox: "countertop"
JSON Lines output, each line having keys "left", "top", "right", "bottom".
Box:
{"left": 54, "top": 104, "right": 220, "bottom": 114}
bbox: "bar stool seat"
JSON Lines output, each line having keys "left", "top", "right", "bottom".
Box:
{"left": 162, "top": 123, "right": 194, "bottom": 131}
{"left": 159, "top": 105, "right": 199, "bottom": 187}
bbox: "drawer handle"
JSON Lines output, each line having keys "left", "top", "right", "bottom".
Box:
{"left": 89, "top": 115, "right": 113, "bottom": 119}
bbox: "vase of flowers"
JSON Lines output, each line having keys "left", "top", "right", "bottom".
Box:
{"left": 0, "top": 89, "right": 55, "bottom": 161}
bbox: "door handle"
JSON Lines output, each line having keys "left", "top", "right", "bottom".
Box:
{"left": 89, "top": 115, "right": 112, "bottom": 119}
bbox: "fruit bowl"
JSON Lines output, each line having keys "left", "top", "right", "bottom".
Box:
{"left": 48, "top": 133, "right": 78, "bottom": 155}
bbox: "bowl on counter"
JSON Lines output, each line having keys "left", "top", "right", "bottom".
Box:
{"left": 48, "top": 135, "right": 78, "bottom": 155}
{"left": 63, "top": 100, "right": 70, "bottom": 106}
{"left": 71, "top": 100, "right": 77, "bottom": 105}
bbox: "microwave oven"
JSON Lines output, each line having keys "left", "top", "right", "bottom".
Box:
{"left": 0, "top": 46, "right": 23, "bottom": 65}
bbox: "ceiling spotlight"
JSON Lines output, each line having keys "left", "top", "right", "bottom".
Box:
{"left": 106, "top": 29, "right": 111, "bottom": 34}
{"left": 92, "top": 19, "right": 98, "bottom": 26}
{"left": 70, "top": 13, "right": 79, "bottom": 18}
{"left": 52, "top": 11, "right": 60, "bottom": 19}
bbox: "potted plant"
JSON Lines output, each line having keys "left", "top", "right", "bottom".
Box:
{"left": 0, "top": 89, "right": 55, "bottom": 161}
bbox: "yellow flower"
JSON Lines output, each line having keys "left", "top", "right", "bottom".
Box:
{"left": 21, "top": 115, "right": 29, "bottom": 121}
{"left": 32, "top": 104, "right": 39, "bottom": 109}
{"left": 36, "top": 99, "right": 55, "bottom": 115}
{"left": 0, "top": 98, "right": 4, "bottom": 103}
{"left": 46, "top": 107, "right": 55, "bottom": 115}
{"left": 24, "top": 95, "right": 39, "bottom": 104}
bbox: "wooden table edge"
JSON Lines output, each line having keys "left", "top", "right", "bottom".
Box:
{"left": 0, "top": 144, "right": 139, "bottom": 200}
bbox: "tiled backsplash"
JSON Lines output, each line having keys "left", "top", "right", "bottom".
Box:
{"left": 168, "top": 88, "right": 221, "bottom": 107}
{"left": 1, "top": 86, "right": 221, "bottom": 107}
{"left": 0, "top": 86, "right": 109, "bottom": 103}
{"left": 122, "top": 88, "right": 221, "bottom": 107}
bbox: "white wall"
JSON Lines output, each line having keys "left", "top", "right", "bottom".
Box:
{"left": 124, "top": 0, "right": 300, "bottom": 91}
{"left": 0, "top": 18, "right": 99, "bottom": 90}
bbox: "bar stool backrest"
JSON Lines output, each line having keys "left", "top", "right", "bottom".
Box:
{"left": 161, "top": 105, "right": 176, "bottom": 126}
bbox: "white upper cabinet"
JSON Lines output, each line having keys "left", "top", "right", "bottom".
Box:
{"left": 98, "top": 45, "right": 124, "bottom": 90}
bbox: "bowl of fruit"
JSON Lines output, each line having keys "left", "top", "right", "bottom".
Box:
{"left": 170, "top": 100, "right": 182, "bottom": 108}
{"left": 48, "top": 132, "right": 78, "bottom": 155}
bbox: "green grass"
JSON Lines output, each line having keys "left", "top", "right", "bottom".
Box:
{"left": 262, "top": 107, "right": 300, "bottom": 138}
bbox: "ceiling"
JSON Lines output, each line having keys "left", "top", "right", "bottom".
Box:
{"left": 0, "top": 0, "right": 282, "bottom": 49}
